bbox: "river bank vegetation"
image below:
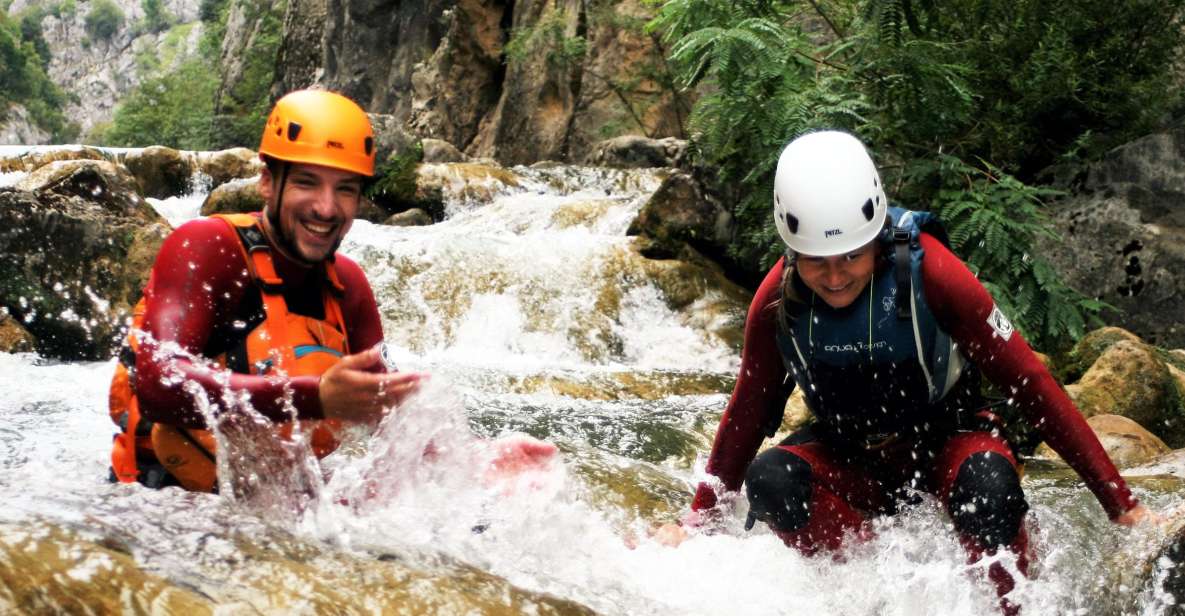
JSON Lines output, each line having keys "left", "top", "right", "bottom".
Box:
{"left": 650, "top": 0, "right": 1185, "bottom": 349}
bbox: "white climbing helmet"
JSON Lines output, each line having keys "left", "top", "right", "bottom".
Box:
{"left": 772, "top": 130, "right": 888, "bottom": 256}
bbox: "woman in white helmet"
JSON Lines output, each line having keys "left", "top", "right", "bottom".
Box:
{"left": 657, "top": 130, "right": 1151, "bottom": 614}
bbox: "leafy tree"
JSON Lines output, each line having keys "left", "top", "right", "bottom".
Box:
{"left": 18, "top": 8, "right": 50, "bottom": 67}
{"left": 650, "top": 0, "right": 1185, "bottom": 349}
{"left": 207, "top": 0, "right": 286, "bottom": 149}
{"left": 0, "top": 12, "right": 75, "bottom": 141}
{"left": 84, "top": 0, "right": 125, "bottom": 42}
{"left": 141, "top": 0, "right": 173, "bottom": 34}
{"left": 101, "top": 57, "right": 219, "bottom": 149}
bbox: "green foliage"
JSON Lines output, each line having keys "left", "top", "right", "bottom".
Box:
{"left": 366, "top": 142, "right": 425, "bottom": 210}
{"left": 50, "top": 0, "right": 77, "bottom": 19}
{"left": 908, "top": 155, "right": 1107, "bottom": 348}
{"left": 506, "top": 3, "right": 690, "bottom": 140}
{"left": 100, "top": 56, "right": 219, "bottom": 149}
{"left": 199, "top": 0, "right": 228, "bottom": 23}
{"left": 651, "top": 0, "right": 1185, "bottom": 348}
{"left": 16, "top": 10, "right": 50, "bottom": 69}
{"left": 207, "top": 0, "right": 285, "bottom": 149}
{"left": 84, "top": 0, "right": 125, "bottom": 42}
{"left": 141, "top": 0, "right": 173, "bottom": 34}
{"left": 0, "top": 12, "right": 76, "bottom": 141}
{"left": 505, "top": 10, "right": 588, "bottom": 69}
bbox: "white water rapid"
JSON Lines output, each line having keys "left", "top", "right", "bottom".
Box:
{"left": 0, "top": 155, "right": 1182, "bottom": 615}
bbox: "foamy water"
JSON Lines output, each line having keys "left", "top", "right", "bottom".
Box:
{"left": 0, "top": 156, "right": 1181, "bottom": 614}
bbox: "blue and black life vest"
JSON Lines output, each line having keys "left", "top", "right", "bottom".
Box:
{"left": 774, "top": 207, "right": 982, "bottom": 447}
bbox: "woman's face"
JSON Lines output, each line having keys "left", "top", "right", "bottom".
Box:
{"left": 795, "top": 241, "right": 879, "bottom": 309}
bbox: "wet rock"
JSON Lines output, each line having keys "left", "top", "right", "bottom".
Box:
{"left": 508, "top": 370, "right": 734, "bottom": 401}
{"left": 0, "top": 160, "right": 168, "bottom": 360}
{"left": 120, "top": 146, "right": 195, "bottom": 199}
{"left": 0, "top": 146, "right": 108, "bottom": 173}
{"left": 627, "top": 171, "right": 733, "bottom": 264}
{"left": 355, "top": 196, "right": 389, "bottom": 224}
{"left": 584, "top": 135, "right": 687, "bottom": 169}
{"left": 195, "top": 148, "right": 263, "bottom": 188}
{"left": 1065, "top": 338, "right": 1185, "bottom": 447}
{"left": 422, "top": 139, "right": 468, "bottom": 164}
{"left": 1033, "top": 414, "right": 1169, "bottom": 468}
{"left": 200, "top": 177, "right": 263, "bottom": 216}
{"left": 1058, "top": 326, "right": 1146, "bottom": 381}
{"left": 417, "top": 162, "right": 520, "bottom": 206}
{"left": 384, "top": 208, "right": 433, "bottom": 227}
{"left": 1044, "top": 129, "right": 1185, "bottom": 348}
{"left": 0, "top": 312, "right": 36, "bottom": 353}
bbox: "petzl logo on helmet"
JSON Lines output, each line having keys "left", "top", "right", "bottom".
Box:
{"left": 824, "top": 228, "right": 844, "bottom": 238}
{"left": 987, "top": 304, "right": 1014, "bottom": 341}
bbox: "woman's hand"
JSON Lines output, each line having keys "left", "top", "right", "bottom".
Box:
{"left": 1115, "top": 504, "right": 1162, "bottom": 527}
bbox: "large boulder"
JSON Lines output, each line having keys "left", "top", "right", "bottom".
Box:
{"left": 584, "top": 136, "right": 687, "bottom": 169}
{"left": 200, "top": 177, "right": 263, "bottom": 216}
{"left": 627, "top": 171, "right": 733, "bottom": 264}
{"left": 421, "top": 139, "right": 469, "bottom": 164}
{"left": 1044, "top": 129, "right": 1185, "bottom": 348}
{"left": 1063, "top": 331, "right": 1185, "bottom": 447}
{"left": 0, "top": 160, "right": 169, "bottom": 360}
{"left": 119, "top": 146, "right": 196, "bottom": 199}
{"left": 1033, "top": 414, "right": 1169, "bottom": 469}
{"left": 195, "top": 148, "right": 263, "bottom": 189}
{"left": 0, "top": 146, "right": 108, "bottom": 173}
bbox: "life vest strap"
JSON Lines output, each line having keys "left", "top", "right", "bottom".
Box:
{"left": 893, "top": 228, "right": 911, "bottom": 320}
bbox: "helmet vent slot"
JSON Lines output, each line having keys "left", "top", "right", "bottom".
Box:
{"left": 364, "top": 137, "right": 374, "bottom": 155}
{"left": 861, "top": 198, "right": 874, "bottom": 221}
{"left": 785, "top": 213, "right": 799, "bottom": 234}
{"left": 287, "top": 122, "right": 302, "bottom": 141}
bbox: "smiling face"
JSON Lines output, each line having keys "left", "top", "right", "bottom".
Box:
{"left": 259, "top": 162, "right": 365, "bottom": 263}
{"left": 795, "top": 240, "right": 880, "bottom": 309}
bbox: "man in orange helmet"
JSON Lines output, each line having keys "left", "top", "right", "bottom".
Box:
{"left": 108, "top": 90, "right": 552, "bottom": 493}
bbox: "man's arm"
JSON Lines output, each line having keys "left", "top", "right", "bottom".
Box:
{"left": 919, "top": 234, "right": 1139, "bottom": 519}
{"left": 134, "top": 219, "right": 326, "bottom": 428}
{"left": 693, "top": 259, "right": 791, "bottom": 510}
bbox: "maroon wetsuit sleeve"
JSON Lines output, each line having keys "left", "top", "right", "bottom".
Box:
{"left": 692, "top": 259, "right": 790, "bottom": 511}
{"left": 919, "top": 234, "right": 1138, "bottom": 519}
{"left": 134, "top": 219, "right": 325, "bottom": 428}
{"left": 333, "top": 255, "right": 385, "bottom": 362}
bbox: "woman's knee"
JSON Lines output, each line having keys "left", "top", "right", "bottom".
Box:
{"left": 745, "top": 446, "right": 813, "bottom": 532}
{"left": 948, "top": 451, "right": 1028, "bottom": 546}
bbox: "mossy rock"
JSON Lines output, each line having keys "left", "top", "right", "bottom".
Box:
{"left": 199, "top": 177, "right": 262, "bottom": 216}
{"left": 1065, "top": 339, "right": 1185, "bottom": 447}
{"left": 1057, "top": 326, "right": 1145, "bottom": 382}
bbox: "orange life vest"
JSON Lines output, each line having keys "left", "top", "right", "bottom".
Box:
{"left": 109, "top": 214, "right": 350, "bottom": 492}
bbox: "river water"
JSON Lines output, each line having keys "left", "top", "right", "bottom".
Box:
{"left": 1, "top": 155, "right": 1183, "bottom": 615}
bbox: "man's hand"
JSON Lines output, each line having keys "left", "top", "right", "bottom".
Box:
{"left": 319, "top": 345, "right": 425, "bottom": 423}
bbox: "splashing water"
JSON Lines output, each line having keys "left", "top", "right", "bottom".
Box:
{"left": 1, "top": 157, "right": 1183, "bottom": 614}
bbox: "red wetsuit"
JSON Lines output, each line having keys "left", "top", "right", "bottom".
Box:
{"left": 693, "top": 234, "right": 1135, "bottom": 516}
{"left": 134, "top": 214, "right": 384, "bottom": 429}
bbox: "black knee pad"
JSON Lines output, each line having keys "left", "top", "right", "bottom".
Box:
{"left": 744, "top": 447, "right": 813, "bottom": 533}
{"left": 948, "top": 451, "right": 1028, "bottom": 546}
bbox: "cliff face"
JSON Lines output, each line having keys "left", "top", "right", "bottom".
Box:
{"left": 269, "top": 0, "right": 689, "bottom": 164}
{"left": 5, "top": 0, "right": 203, "bottom": 141}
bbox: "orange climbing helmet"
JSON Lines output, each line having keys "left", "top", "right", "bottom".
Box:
{"left": 259, "top": 89, "right": 376, "bottom": 177}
